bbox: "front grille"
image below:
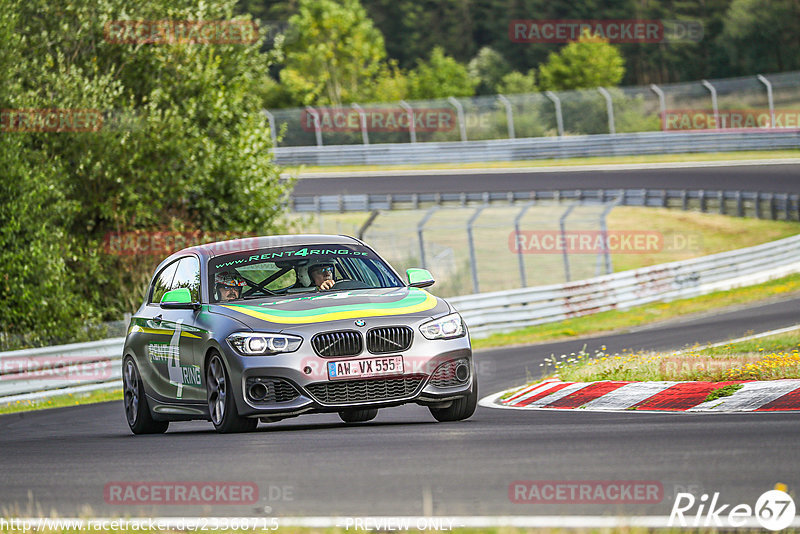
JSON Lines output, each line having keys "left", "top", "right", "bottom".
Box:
{"left": 430, "top": 359, "right": 470, "bottom": 388}
{"left": 312, "top": 331, "right": 363, "bottom": 357}
{"left": 245, "top": 377, "right": 300, "bottom": 403}
{"left": 366, "top": 326, "right": 413, "bottom": 354}
{"left": 305, "top": 376, "right": 425, "bottom": 404}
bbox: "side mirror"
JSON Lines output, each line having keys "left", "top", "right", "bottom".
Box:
{"left": 406, "top": 268, "right": 435, "bottom": 288}
{"left": 160, "top": 288, "right": 200, "bottom": 310}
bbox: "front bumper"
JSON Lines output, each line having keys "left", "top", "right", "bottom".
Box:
{"left": 225, "top": 338, "right": 474, "bottom": 417}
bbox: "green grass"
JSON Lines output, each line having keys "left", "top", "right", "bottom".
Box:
{"left": 705, "top": 383, "right": 744, "bottom": 402}
{"left": 473, "top": 272, "right": 800, "bottom": 350}
{"left": 288, "top": 149, "right": 800, "bottom": 174}
{"left": 529, "top": 329, "right": 800, "bottom": 384}
{"left": 0, "top": 388, "right": 121, "bottom": 415}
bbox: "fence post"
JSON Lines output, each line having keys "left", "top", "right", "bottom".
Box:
{"left": 357, "top": 210, "right": 380, "bottom": 240}
{"left": 559, "top": 204, "right": 577, "bottom": 282}
{"left": 466, "top": 206, "right": 486, "bottom": 293}
{"left": 545, "top": 91, "right": 564, "bottom": 137}
{"left": 513, "top": 202, "right": 535, "bottom": 287}
{"left": 598, "top": 87, "right": 616, "bottom": 135}
{"left": 399, "top": 100, "right": 416, "bottom": 143}
{"left": 416, "top": 207, "right": 438, "bottom": 268}
{"left": 263, "top": 109, "right": 278, "bottom": 148}
{"left": 757, "top": 74, "right": 776, "bottom": 128}
{"left": 598, "top": 199, "right": 619, "bottom": 276}
{"left": 650, "top": 84, "right": 666, "bottom": 130}
{"left": 351, "top": 103, "right": 369, "bottom": 145}
{"left": 497, "top": 94, "right": 515, "bottom": 139}
{"left": 701, "top": 80, "right": 719, "bottom": 129}
{"left": 447, "top": 96, "right": 467, "bottom": 142}
{"left": 305, "top": 106, "right": 323, "bottom": 146}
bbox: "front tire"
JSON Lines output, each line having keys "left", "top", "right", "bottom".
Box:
{"left": 338, "top": 408, "right": 378, "bottom": 423}
{"left": 207, "top": 353, "right": 258, "bottom": 433}
{"left": 123, "top": 356, "right": 168, "bottom": 435}
{"left": 429, "top": 374, "right": 478, "bottom": 422}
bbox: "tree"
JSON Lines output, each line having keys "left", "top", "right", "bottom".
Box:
{"left": 1, "top": 0, "right": 290, "bottom": 344}
{"left": 280, "top": 0, "right": 388, "bottom": 106}
{"left": 496, "top": 70, "right": 537, "bottom": 95}
{"left": 468, "top": 46, "right": 510, "bottom": 95}
{"left": 407, "top": 46, "right": 475, "bottom": 100}
{"left": 720, "top": 0, "right": 800, "bottom": 74}
{"left": 538, "top": 30, "right": 625, "bottom": 91}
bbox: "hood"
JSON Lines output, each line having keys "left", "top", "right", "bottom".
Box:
{"left": 210, "top": 287, "right": 449, "bottom": 328}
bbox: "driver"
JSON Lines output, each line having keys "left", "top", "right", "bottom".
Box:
{"left": 308, "top": 259, "right": 336, "bottom": 291}
{"left": 214, "top": 271, "right": 247, "bottom": 302}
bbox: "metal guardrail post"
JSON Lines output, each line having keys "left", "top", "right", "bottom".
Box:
{"left": 598, "top": 197, "right": 621, "bottom": 275}
{"left": 448, "top": 97, "right": 467, "bottom": 142}
{"left": 497, "top": 94, "right": 515, "bottom": 139}
{"left": 513, "top": 202, "right": 535, "bottom": 287}
{"left": 399, "top": 100, "right": 416, "bottom": 143}
{"left": 559, "top": 204, "right": 577, "bottom": 282}
{"left": 466, "top": 206, "right": 486, "bottom": 293}
{"left": 351, "top": 103, "right": 369, "bottom": 145}
{"left": 757, "top": 74, "right": 776, "bottom": 128}
{"left": 736, "top": 191, "right": 743, "bottom": 217}
{"left": 650, "top": 84, "right": 666, "bottom": 129}
{"left": 598, "top": 87, "right": 616, "bottom": 135}
{"left": 263, "top": 109, "right": 278, "bottom": 148}
{"left": 701, "top": 80, "right": 719, "bottom": 129}
{"left": 718, "top": 191, "right": 725, "bottom": 215}
{"left": 357, "top": 210, "right": 380, "bottom": 240}
{"left": 305, "top": 106, "right": 323, "bottom": 146}
{"left": 416, "top": 207, "right": 438, "bottom": 268}
{"left": 545, "top": 91, "right": 564, "bottom": 137}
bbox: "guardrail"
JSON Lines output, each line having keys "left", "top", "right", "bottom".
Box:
{"left": 274, "top": 130, "right": 800, "bottom": 166}
{"left": 293, "top": 188, "right": 800, "bottom": 221}
{"left": 449, "top": 234, "right": 800, "bottom": 337}
{"left": 3, "top": 234, "right": 799, "bottom": 401}
{"left": 0, "top": 337, "right": 124, "bottom": 403}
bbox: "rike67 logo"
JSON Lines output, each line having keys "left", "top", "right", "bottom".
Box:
{"left": 669, "top": 489, "right": 796, "bottom": 530}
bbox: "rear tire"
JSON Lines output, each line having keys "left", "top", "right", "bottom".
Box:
{"left": 429, "top": 373, "right": 478, "bottom": 422}
{"left": 123, "top": 356, "right": 168, "bottom": 435}
{"left": 207, "top": 353, "right": 258, "bottom": 433}
{"left": 338, "top": 408, "right": 379, "bottom": 423}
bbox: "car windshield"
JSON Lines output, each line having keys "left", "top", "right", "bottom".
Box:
{"left": 208, "top": 243, "right": 404, "bottom": 302}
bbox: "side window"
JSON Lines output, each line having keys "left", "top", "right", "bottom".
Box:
{"left": 149, "top": 261, "right": 179, "bottom": 304}
{"left": 171, "top": 256, "right": 201, "bottom": 302}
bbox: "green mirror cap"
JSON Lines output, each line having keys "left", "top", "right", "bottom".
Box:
{"left": 161, "top": 287, "right": 192, "bottom": 304}
{"left": 406, "top": 268, "right": 435, "bottom": 288}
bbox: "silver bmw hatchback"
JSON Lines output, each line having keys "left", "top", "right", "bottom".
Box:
{"left": 122, "top": 234, "right": 477, "bottom": 434}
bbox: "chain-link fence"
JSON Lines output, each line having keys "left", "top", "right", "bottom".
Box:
{"left": 266, "top": 71, "right": 800, "bottom": 147}
{"left": 307, "top": 203, "right": 632, "bottom": 298}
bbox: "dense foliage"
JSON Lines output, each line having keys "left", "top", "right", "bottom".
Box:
{"left": 0, "top": 0, "right": 289, "bottom": 348}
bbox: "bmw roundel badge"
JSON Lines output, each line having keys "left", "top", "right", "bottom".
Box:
{"left": 354, "top": 319, "right": 366, "bottom": 327}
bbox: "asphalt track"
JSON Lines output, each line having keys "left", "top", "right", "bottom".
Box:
{"left": 292, "top": 162, "right": 800, "bottom": 196}
{"left": 2, "top": 296, "right": 800, "bottom": 519}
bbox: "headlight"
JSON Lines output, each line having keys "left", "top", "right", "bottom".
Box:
{"left": 227, "top": 332, "right": 302, "bottom": 355}
{"left": 419, "top": 313, "right": 465, "bottom": 340}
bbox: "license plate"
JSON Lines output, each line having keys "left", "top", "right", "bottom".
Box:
{"left": 327, "top": 356, "right": 404, "bottom": 380}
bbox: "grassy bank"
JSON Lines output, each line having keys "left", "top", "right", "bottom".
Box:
{"left": 536, "top": 329, "right": 800, "bottom": 384}
{"left": 0, "top": 388, "right": 121, "bottom": 415}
